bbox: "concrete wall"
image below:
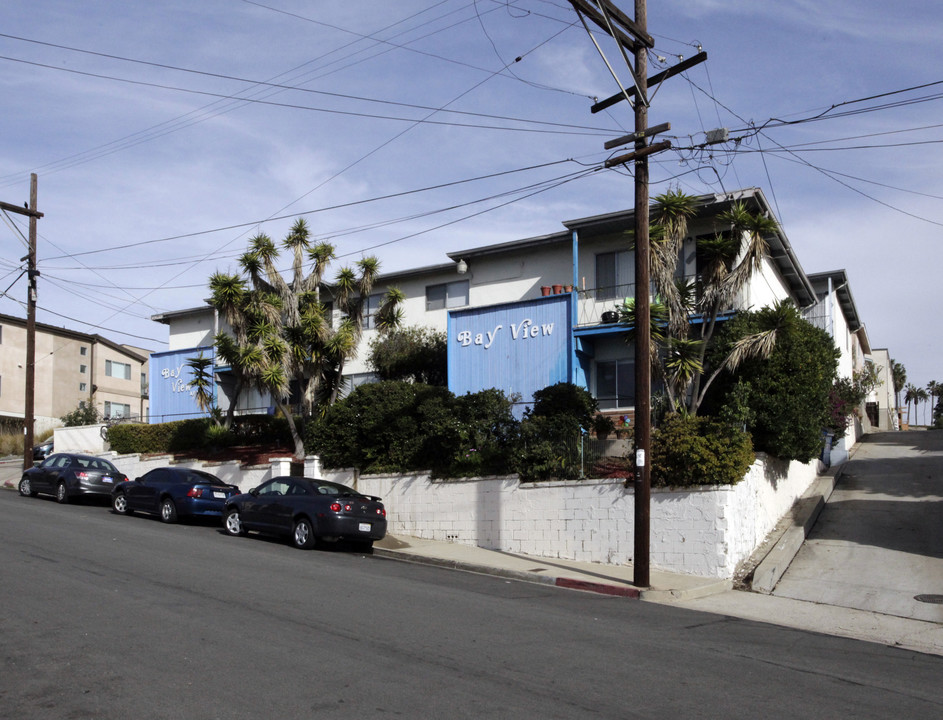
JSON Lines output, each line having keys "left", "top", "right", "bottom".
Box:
{"left": 352, "top": 454, "right": 823, "bottom": 579}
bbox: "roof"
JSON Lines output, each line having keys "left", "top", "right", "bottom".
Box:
{"left": 446, "top": 188, "right": 817, "bottom": 307}
{"left": 806, "top": 270, "right": 863, "bottom": 332}
{"left": 0, "top": 311, "right": 150, "bottom": 363}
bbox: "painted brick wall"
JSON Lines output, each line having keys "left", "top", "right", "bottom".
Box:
{"left": 356, "top": 455, "right": 822, "bottom": 578}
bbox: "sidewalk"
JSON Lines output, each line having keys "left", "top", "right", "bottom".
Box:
{"left": 373, "top": 533, "right": 943, "bottom": 657}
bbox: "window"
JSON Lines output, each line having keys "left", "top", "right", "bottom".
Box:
{"left": 79, "top": 364, "right": 87, "bottom": 374}
{"left": 79, "top": 382, "right": 87, "bottom": 392}
{"left": 596, "top": 251, "right": 632, "bottom": 301}
{"left": 596, "top": 359, "right": 635, "bottom": 409}
{"left": 105, "top": 360, "right": 132, "bottom": 380}
{"left": 426, "top": 279, "right": 469, "bottom": 311}
{"left": 104, "top": 401, "right": 131, "bottom": 419}
{"left": 80, "top": 346, "right": 87, "bottom": 356}
{"left": 364, "top": 294, "right": 384, "bottom": 330}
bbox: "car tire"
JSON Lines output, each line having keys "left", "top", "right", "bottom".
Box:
{"left": 56, "top": 481, "right": 69, "bottom": 504}
{"left": 19, "top": 477, "right": 37, "bottom": 497}
{"left": 224, "top": 508, "right": 246, "bottom": 537}
{"left": 159, "top": 497, "right": 178, "bottom": 523}
{"left": 292, "top": 518, "right": 317, "bottom": 550}
{"left": 112, "top": 492, "right": 132, "bottom": 515}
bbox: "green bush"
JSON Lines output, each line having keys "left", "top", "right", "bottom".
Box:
{"left": 517, "top": 414, "right": 583, "bottom": 482}
{"left": 650, "top": 414, "right": 755, "bottom": 487}
{"left": 307, "top": 381, "right": 519, "bottom": 477}
{"left": 706, "top": 304, "right": 838, "bottom": 463}
{"left": 529, "top": 382, "right": 599, "bottom": 430}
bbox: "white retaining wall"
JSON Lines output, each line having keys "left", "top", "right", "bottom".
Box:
{"left": 353, "top": 454, "right": 822, "bottom": 578}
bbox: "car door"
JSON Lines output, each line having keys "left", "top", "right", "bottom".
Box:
{"left": 125, "top": 469, "right": 166, "bottom": 512}
{"left": 240, "top": 478, "right": 292, "bottom": 533}
{"left": 35, "top": 454, "right": 70, "bottom": 493}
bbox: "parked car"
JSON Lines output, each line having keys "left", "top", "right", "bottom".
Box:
{"left": 223, "top": 476, "right": 387, "bottom": 551}
{"left": 20, "top": 453, "right": 128, "bottom": 503}
{"left": 111, "top": 467, "right": 239, "bottom": 523}
{"left": 32, "top": 438, "right": 54, "bottom": 461}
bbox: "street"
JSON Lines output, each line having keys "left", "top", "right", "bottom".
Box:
{"left": 1, "top": 489, "right": 941, "bottom": 719}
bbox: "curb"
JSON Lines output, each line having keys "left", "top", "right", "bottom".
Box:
{"left": 373, "top": 547, "right": 642, "bottom": 598}
{"left": 750, "top": 463, "right": 844, "bottom": 594}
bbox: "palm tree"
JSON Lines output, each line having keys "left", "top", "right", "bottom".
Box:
{"left": 210, "top": 218, "right": 402, "bottom": 459}
{"left": 625, "top": 190, "right": 782, "bottom": 415}
{"left": 185, "top": 352, "right": 216, "bottom": 419}
{"left": 927, "top": 381, "right": 941, "bottom": 425}
{"left": 891, "top": 360, "right": 906, "bottom": 427}
{"left": 903, "top": 383, "right": 920, "bottom": 426}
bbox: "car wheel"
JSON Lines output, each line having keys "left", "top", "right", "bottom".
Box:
{"left": 159, "top": 497, "right": 178, "bottom": 523}
{"left": 292, "top": 518, "right": 317, "bottom": 549}
{"left": 112, "top": 492, "right": 132, "bottom": 515}
{"left": 19, "top": 477, "right": 37, "bottom": 497}
{"left": 224, "top": 508, "right": 246, "bottom": 536}
{"left": 56, "top": 481, "right": 69, "bottom": 504}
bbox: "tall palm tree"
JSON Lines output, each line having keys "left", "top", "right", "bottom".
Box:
{"left": 903, "top": 383, "right": 920, "bottom": 426}
{"left": 927, "top": 381, "right": 941, "bottom": 425}
{"left": 891, "top": 360, "right": 906, "bottom": 426}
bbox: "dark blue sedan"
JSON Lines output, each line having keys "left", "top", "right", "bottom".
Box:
{"left": 223, "top": 476, "right": 387, "bottom": 551}
{"left": 111, "top": 467, "right": 239, "bottom": 523}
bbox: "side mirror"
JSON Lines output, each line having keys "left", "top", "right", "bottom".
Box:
{"left": 249, "top": 487, "right": 259, "bottom": 497}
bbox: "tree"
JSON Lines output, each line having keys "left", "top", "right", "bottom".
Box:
{"left": 891, "top": 359, "right": 906, "bottom": 425}
{"left": 927, "top": 380, "right": 942, "bottom": 425}
{"left": 210, "top": 218, "right": 403, "bottom": 459}
{"left": 185, "top": 352, "right": 216, "bottom": 420}
{"left": 61, "top": 402, "right": 100, "bottom": 427}
{"left": 619, "top": 190, "right": 782, "bottom": 416}
{"left": 367, "top": 325, "right": 447, "bottom": 385}
{"left": 903, "top": 383, "right": 921, "bottom": 426}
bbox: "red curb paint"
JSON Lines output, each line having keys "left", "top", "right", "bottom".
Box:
{"left": 555, "top": 577, "right": 640, "bottom": 598}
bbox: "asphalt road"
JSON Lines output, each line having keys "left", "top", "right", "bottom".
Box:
{"left": 774, "top": 431, "right": 943, "bottom": 623}
{"left": 2, "top": 489, "right": 942, "bottom": 719}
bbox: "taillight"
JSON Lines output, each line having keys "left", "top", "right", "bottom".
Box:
{"left": 75, "top": 471, "right": 89, "bottom": 481}
{"left": 187, "top": 487, "right": 204, "bottom": 498}
{"left": 377, "top": 508, "right": 386, "bottom": 517}
{"left": 330, "top": 502, "right": 342, "bottom": 512}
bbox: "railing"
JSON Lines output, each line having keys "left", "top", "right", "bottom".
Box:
{"left": 575, "top": 277, "right": 744, "bottom": 328}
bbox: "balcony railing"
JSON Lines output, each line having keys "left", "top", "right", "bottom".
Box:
{"left": 575, "top": 276, "right": 741, "bottom": 328}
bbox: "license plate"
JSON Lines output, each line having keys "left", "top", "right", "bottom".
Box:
{"left": 102, "top": 477, "right": 113, "bottom": 483}
{"left": 358, "top": 523, "right": 371, "bottom": 532}
{"left": 213, "top": 492, "right": 226, "bottom": 499}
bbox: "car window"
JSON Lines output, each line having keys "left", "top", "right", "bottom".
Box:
{"left": 315, "top": 484, "right": 340, "bottom": 495}
{"left": 54, "top": 455, "right": 72, "bottom": 469}
{"left": 287, "top": 482, "right": 310, "bottom": 496}
{"left": 258, "top": 479, "right": 291, "bottom": 496}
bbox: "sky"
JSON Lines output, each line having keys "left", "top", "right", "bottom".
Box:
{"left": 2, "top": 0, "right": 941, "bottom": 411}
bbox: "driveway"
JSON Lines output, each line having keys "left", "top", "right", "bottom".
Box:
{"left": 772, "top": 431, "right": 943, "bottom": 623}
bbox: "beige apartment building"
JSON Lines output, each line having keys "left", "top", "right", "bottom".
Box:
{"left": 0, "top": 313, "right": 150, "bottom": 433}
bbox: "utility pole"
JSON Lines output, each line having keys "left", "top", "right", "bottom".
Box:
{"left": 567, "top": 1, "right": 704, "bottom": 587}
{"left": 1, "top": 174, "right": 43, "bottom": 470}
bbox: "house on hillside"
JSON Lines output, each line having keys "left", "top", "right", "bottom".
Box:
{"left": 149, "top": 188, "right": 890, "bottom": 436}
{"left": 0, "top": 312, "right": 150, "bottom": 433}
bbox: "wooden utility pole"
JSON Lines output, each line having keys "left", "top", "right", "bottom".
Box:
{"left": 631, "top": 0, "right": 651, "bottom": 588}
{"left": 568, "top": 1, "right": 703, "bottom": 586}
{"left": 1, "top": 174, "right": 43, "bottom": 470}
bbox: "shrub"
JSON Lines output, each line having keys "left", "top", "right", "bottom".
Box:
{"left": 308, "top": 381, "right": 519, "bottom": 477}
{"left": 517, "top": 415, "right": 583, "bottom": 482}
{"left": 650, "top": 414, "right": 754, "bottom": 487}
{"left": 706, "top": 305, "right": 838, "bottom": 462}
{"left": 529, "top": 382, "right": 599, "bottom": 430}
{"left": 61, "top": 402, "right": 100, "bottom": 427}
{"left": 367, "top": 325, "right": 447, "bottom": 385}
